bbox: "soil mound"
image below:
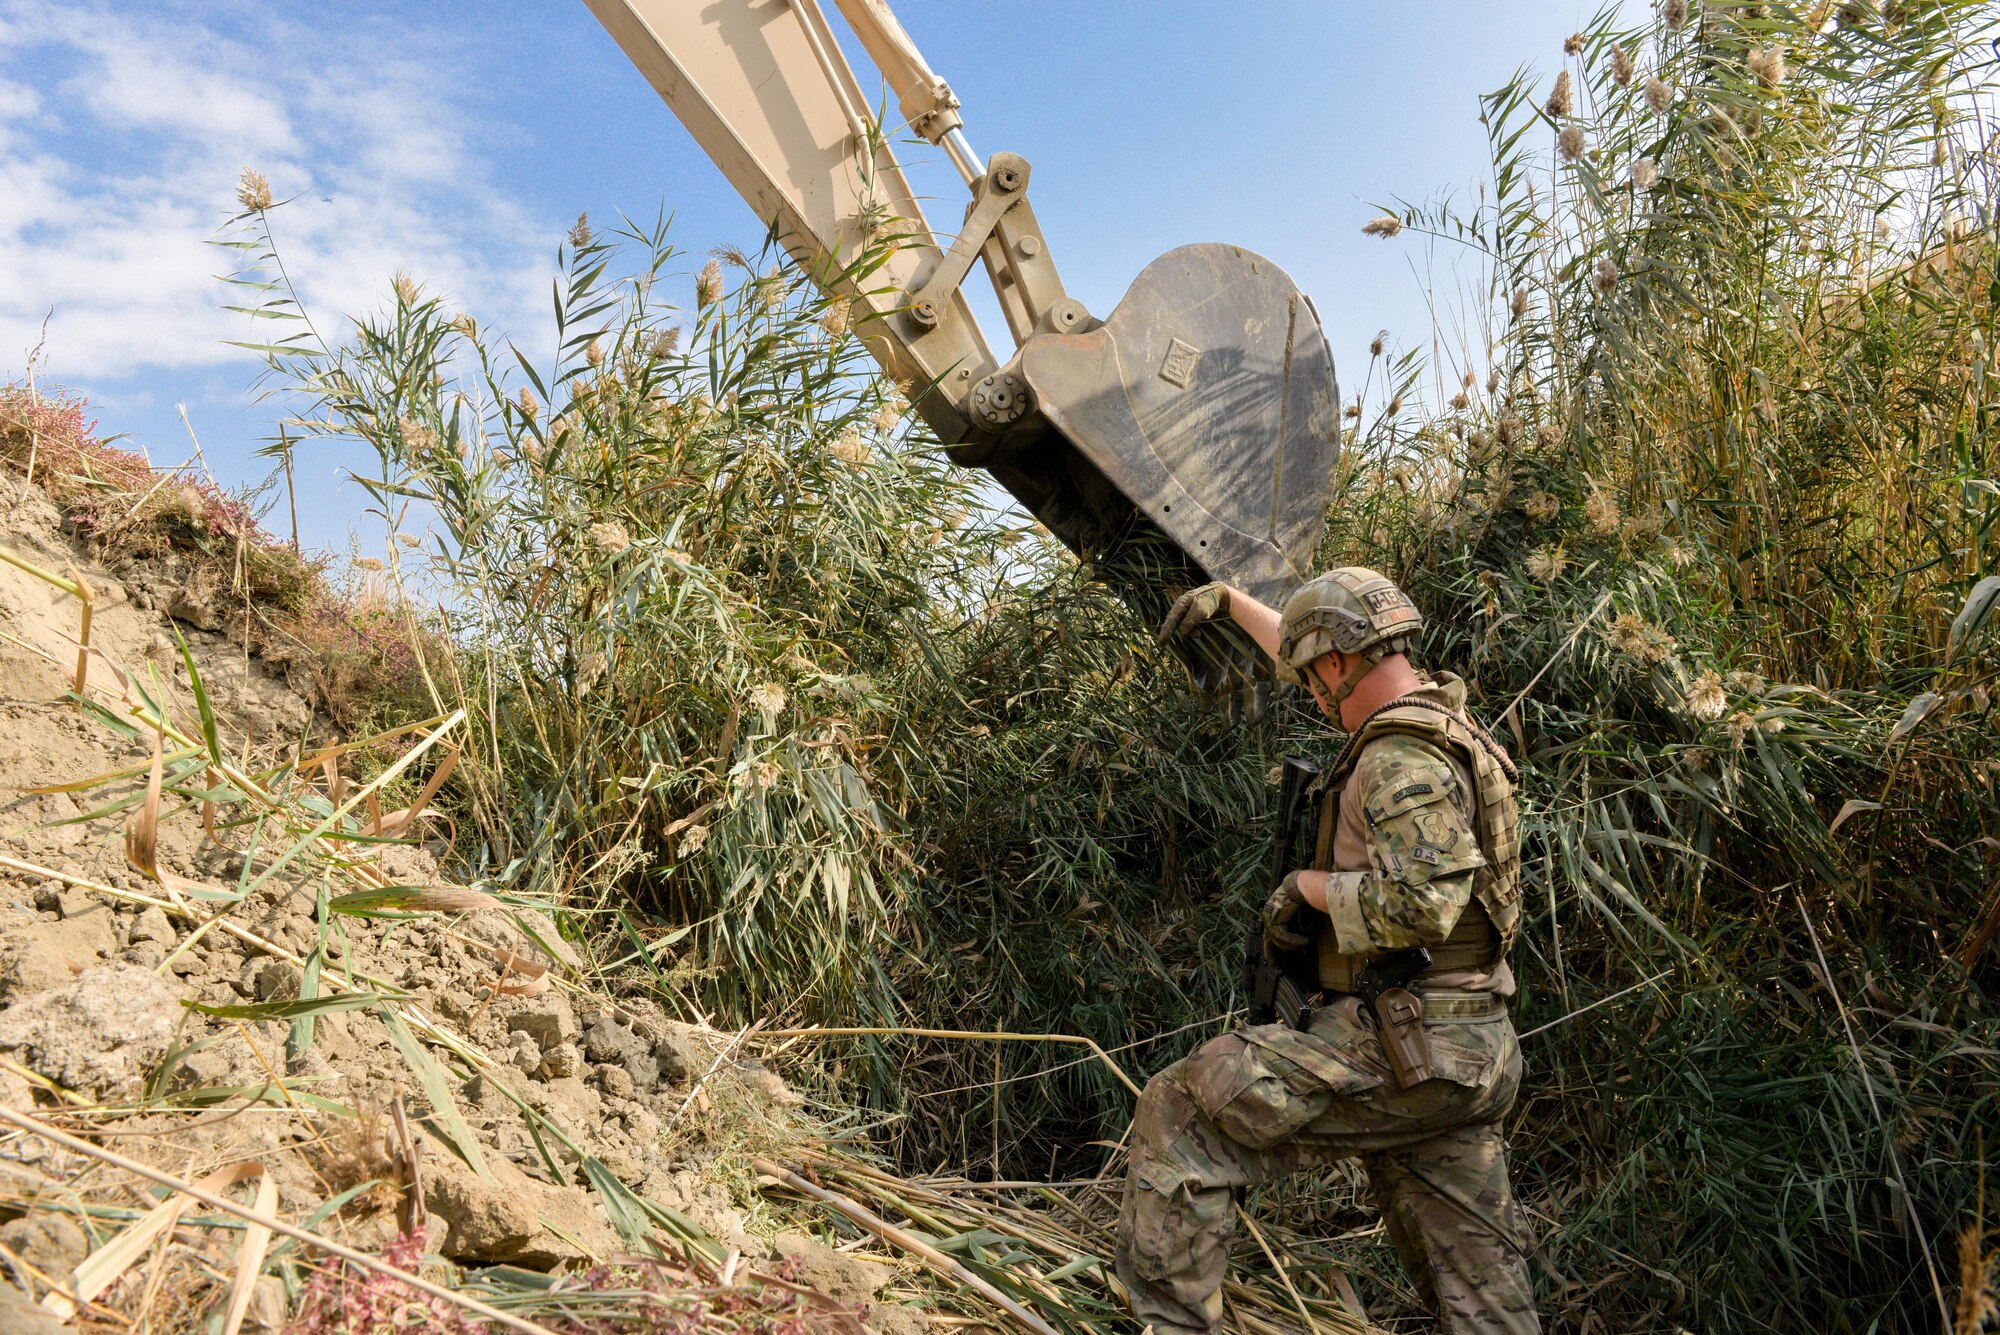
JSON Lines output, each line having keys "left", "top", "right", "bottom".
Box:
{"left": 0, "top": 468, "right": 885, "bottom": 1326}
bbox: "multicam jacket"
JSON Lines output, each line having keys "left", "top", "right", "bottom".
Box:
{"left": 1309, "top": 673, "right": 1522, "bottom": 988}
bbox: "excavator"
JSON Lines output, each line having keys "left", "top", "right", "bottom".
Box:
{"left": 583, "top": 0, "right": 1340, "bottom": 712}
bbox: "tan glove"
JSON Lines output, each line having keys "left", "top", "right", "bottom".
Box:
{"left": 1157, "top": 582, "right": 1231, "bottom": 644}
{"left": 1262, "top": 871, "right": 1312, "bottom": 952}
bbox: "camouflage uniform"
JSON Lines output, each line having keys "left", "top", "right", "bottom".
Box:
{"left": 1116, "top": 675, "right": 1539, "bottom": 1335}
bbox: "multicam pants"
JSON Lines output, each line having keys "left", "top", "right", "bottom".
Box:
{"left": 1116, "top": 997, "right": 1539, "bottom": 1335}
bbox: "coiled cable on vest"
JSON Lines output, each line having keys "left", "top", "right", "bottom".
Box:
{"left": 1329, "top": 694, "right": 1521, "bottom": 787}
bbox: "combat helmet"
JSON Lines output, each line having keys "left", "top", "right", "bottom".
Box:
{"left": 1275, "top": 568, "right": 1422, "bottom": 697}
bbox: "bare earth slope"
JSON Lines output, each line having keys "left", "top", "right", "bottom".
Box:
{"left": 0, "top": 469, "right": 912, "bottom": 1331}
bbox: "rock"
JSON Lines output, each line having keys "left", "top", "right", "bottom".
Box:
{"left": 621, "top": 1049, "right": 660, "bottom": 1091}
{"left": 453, "top": 907, "right": 584, "bottom": 986}
{"left": 0, "top": 965, "right": 179, "bottom": 1099}
{"left": 0, "top": 1063, "right": 32, "bottom": 1108}
{"left": 429, "top": 988, "right": 481, "bottom": 1029}
{"left": 581, "top": 1017, "right": 637, "bottom": 1065}
{"left": 643, "top": 1169, "right": 762, "bottom": 1256}
{"left": 593, "top": 1064, "right": 635, "bottom": 1100}
{"left": 537, "top": 1076, "right": 601, "bottom": 1122}
{"left": 507, "top": 1032, "right": 541, "bottom": 1075}
{"left": 120, "top": 942, "right": 166, "bottom": 969}
{"left": 0, "top": 1213, "right": 90, "bottom": 1279}
{"left": 373, "top": 841, "right": 442, "bottom": 887}
{"left": 0, "top": 921, "right": 97, "bottom": 1002}
{"left": 242, "top": 1274, "right": 288, "bottom": 1333}
{"left": 654, "top": 1029, "right": 702, "bottom": 1085}
{"left": 167, "top": 587, "right": 226, "bottom": 632}
{"left": 0, "top": 1284, "right": 67, "bottom": 1335}
{"left": 0, "top": 950, "right": 76, "bottom": 1002}
{"left": 619, "top": 1103, "right": 660, "bottom": 1146}
{"left": 246, "top": 908, "right": 307, "bottom": 953}
{"left": 250, "top": 959, "right": 300, "bottom": 1001}
{"left": 421, "top": 1138, "right": 620, "bottom": 1266}
{"left": 865, "top": 1304, "right": 930, "bottom": 1335}
{"left": 773, "top": 1230, "right": 888, "bottom": 1303}
{"left": 497, "top": 991, "right": 578, "bottom": 1051}
{"left": 541, "top": 1042, "right": 582, "bottom": 1079}
{"left": 180, "top": 1045, "right": 234, "bottom": 1090}
{"left": 459, "top": 1069, "right": 524, "bottom": 1117}
{"left": 127, "top": 905, "right": 175, "bottom": 946}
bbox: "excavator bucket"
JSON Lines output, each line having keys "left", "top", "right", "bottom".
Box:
{"left": 970, "top": 244, "right": 1340, "bottom": 705}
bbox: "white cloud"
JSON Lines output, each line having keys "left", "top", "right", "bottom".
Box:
{"left": 0, "top": 1, "right": 547, "bottom": 384}
{"left": 0, "top": 75, "right": 38, "bottom": 122}
{"left": 56, "top": 14, "right": 297, "bottom": 157}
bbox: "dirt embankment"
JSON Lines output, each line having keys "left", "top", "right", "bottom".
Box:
{"left": 0, "top": 469, "right": 911, "bottom": 1331}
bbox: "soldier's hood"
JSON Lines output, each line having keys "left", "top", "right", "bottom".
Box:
{"left": 1406, "top": 670, "right": 1470, "bottom": 714}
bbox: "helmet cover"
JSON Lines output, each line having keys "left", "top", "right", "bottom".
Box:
{"left": 1275, "top": 567, "right": 1422, "bottom": 686}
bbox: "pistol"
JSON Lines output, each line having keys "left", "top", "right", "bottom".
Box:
{"left": 1356, "top": 948, "right": 1434, "bottom": 1088}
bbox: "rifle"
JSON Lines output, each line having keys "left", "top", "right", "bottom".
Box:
{"left": 1244, "top": 756, "right": 1325, "bottom": 1028}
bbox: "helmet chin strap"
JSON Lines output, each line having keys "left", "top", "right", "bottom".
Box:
{"left": 1311, "top": 653, "right": 1373, "bottom": 719}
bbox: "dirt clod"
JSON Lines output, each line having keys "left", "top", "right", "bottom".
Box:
{"left": 581, "top": 1016, "right": 639, "bottom": 1065}
{"left": 0, "top": 1283, "right": 68, "bottom": 1335}
{"left": 0, "top": 1211, "right": 89, "bottom": 1279}
{"left": 421, "top": 1139, "right": 621, "bottom": 1265}
{"left": 0, "top": 963, "right": 179, "bottom": 1099}
{"left": 773, "top": 1229, "right": 888, "bottom": 1303}
{"left": 497, "top": 991, "right": 579, "bottom": 1051}
{"left": 654, "top": 1029, "right": 700, "bottom": 1085}
{"left": 127, "top": 905, "right": 175, "bottom": 946}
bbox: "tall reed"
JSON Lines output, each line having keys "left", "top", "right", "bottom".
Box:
{"left": 1326, "top": 1, "right": 2000, "bottom": 1327}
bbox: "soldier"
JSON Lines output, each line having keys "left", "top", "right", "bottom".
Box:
{"left": 1117, "top": 568, "right": 1540, "bottom": 1334}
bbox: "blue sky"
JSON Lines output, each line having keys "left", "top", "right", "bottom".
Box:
{"left": 0, "top": 0, "right": 1630, "bottom": 556}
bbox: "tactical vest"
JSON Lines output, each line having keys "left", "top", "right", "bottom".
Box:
{"left": 1310, "top": 689, "right": 1521, "bottom": 987}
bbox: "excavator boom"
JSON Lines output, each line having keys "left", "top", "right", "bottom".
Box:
{"left": 583, "top": 0, "right": 1341, "bottom": 701}
{"left": 582, "top": 0, "right": 1000, "bottom": 443}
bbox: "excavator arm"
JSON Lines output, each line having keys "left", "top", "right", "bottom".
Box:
{"left": 583, "top": 0, "right": 1340, "bottom": 706}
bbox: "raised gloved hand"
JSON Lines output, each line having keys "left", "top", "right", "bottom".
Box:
{"left": 1262, "top": 870, "right": 1312, "bottom": 952}
{"left": 1157, "top": 582, "right": 1231, "bottom": 644}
